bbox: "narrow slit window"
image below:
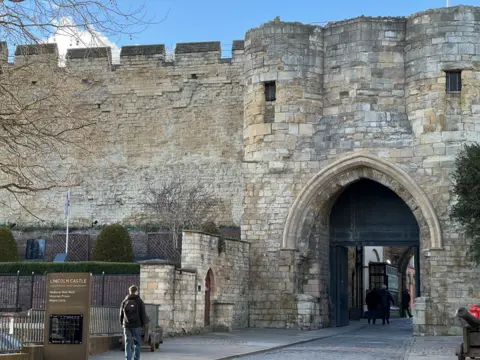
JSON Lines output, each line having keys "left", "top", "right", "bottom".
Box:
{"left": 264, "top": 81, "right": 276, "bottom": 102}
{"left": 446, "top": 71, "right": 462, "bottom": 93}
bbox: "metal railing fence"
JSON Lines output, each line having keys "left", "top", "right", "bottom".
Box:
{"left": 0, "top": 303, "right": 159, "bottom": 353}
{"left": 0, "top": 273, "right": 139, "bottom": 311}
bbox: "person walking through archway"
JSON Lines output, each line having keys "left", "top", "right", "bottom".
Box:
{"left": 401, "top": 287, "right": 413, "bottom": 318}
{"left": 365, "top": 287, "right": 380, "bottom": 324}
{"left": 378, "top": 285, "right": 395, "bottom": 325}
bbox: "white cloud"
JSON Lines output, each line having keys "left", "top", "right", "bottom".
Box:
{"left": 46, "top": 17, "right": 120, "bottom": 66}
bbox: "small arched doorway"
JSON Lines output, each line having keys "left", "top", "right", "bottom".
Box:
{"left": 204, "top": 269, "right": 214, "bottom": 326}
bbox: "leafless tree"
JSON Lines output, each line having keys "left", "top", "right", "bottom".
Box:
{"left": 1, "top": 0, "right": 156, "bottom": 48}
{"left": 0, "top": 0, "right": 162, "bottom": 217}
{"left": 143, "top": 172, "right": 219, "bottom": 246}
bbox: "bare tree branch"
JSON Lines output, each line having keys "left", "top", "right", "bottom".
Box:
{"left": 1, "top": 0, "right": 161, "bottom": 48}
{"left": 0, "top": 0, "right": 161, "bottom": 218}
{"left": 142, "top": 170, "right": 219, "bottom": 246}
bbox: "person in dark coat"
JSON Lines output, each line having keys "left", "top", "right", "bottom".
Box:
{"left": 378, "top": 285, "right": 395, "bottom": 324}
{"left": 401, "top": 287, "right": 413, "bottom": 318}
{"left": 120, "top": 285, "right": 147, "bottom": 360}
{"left": 365, "top": 287, "right": 380, "bottom": 324}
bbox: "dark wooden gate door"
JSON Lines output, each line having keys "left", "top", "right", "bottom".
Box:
{"left": 204, "top": 270, "right": 212, "bottom": 326}
{"left": 329, "top": 246, "right": 349, "bottom": 327}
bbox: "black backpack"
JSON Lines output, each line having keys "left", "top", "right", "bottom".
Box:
{"left": 123, "top": 298, "right": 140, "bottom": 324}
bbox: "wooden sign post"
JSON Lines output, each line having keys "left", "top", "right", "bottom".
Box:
{"left": 44, "top": 273, "right": 92, "bottom": 360}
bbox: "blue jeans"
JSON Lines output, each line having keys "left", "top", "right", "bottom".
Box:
{"left": 124, "top": 327, "right": 141, "bottom": 360}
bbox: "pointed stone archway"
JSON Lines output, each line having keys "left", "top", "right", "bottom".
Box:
{"left": 282, "top": 152, "right": 443, "bottom": 330}
{"left": 282, "top": 153, "right": 443, "bottom": 252}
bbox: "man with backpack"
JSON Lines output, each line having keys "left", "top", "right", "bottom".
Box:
{"left": 120, "top": 285, "right": 147, "bottom": 360}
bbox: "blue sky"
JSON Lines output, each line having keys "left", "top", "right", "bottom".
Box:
{"left": 116, "top": 0, "right": 477, "bottom": 54}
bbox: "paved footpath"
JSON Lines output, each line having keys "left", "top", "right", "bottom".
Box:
{"left": 90, "top": 322, "right": 368, "bottom": 360}
{"left": 90, "top": 318, "right": 463, "bottom": 360}
{"left": 240, "top": 318, "right": 413, "bottom": 360}
{"left": 404, "top": 334, "right": 462, "bottom": 360}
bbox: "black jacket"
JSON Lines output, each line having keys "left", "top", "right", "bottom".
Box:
{"left": 120, "top": 294, "right": 147, "bottom": 329}
{"left": 365, "top": 289, "right": 380, "bottom": 310}
{"left": 402, "top": 290, "right": 411, "bottom": 306}
{"left": 378, "top": 289, "right": 395, "bottom": 308}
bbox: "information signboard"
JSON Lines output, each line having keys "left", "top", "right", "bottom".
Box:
{"left": 44, "top": 273, "right": 92, "bottom": 360}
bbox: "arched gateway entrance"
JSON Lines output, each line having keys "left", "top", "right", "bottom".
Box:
{"left": 329, "top": 179, "right": 420, "bottom": 326}
{"left": 282, "top": 153, "right": 443, "bottom": 328}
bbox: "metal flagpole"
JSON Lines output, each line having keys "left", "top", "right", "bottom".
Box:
{"left": 65, "top": 190, "right": 70, "bottom": 254}
{"left": 446, "top": 0, "right": 449, "bottom": 7}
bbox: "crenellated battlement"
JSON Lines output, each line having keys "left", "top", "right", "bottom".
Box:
{"left": 1, "top": 40, "right": 245, "bottom": 71}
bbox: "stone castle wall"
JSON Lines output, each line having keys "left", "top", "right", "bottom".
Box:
{"left": 3, "top": 5, "right": 480, "bottom": 336}
{"left": 140, "top": 231, "right": 249, "bottom": 334}
{"left": 242, "top": 5, "right": 480, "bottom": 335}
{"left": 1, "top": 41, "right": 246, "bottom": 227}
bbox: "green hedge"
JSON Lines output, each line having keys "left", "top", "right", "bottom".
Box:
{"left": 0, "top": 262, "right": 140, "bottom": 275}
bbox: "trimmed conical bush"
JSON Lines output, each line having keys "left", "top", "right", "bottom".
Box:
{"left": 91, "top": 224, "right": 133, "bottom": 262}
{"left": 0, "top": 226, "right": 19, "bottom": 262}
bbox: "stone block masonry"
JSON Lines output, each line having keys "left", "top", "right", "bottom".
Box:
{"left": 3, "top": 41, "right": 246, "bottom": 228}
{"left": 242, "top": 5, "right": 480, "bottom": 335}
{"left": 5, "top": 5, "right": 480, "bottom": 336}
{"left": 139, "top": 231, "right": 249, "bottom": 334}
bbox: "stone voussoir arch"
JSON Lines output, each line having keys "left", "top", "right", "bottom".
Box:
{"left": 282, "top": 152, "right": 443, "bottom": 251}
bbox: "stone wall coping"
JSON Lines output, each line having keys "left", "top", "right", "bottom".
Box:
{"left": 138, "top": 259, "right": 177, "bottom": 266}
{"left": 246, "top": 5, "right": 478, "bottom": 34}
{"left": 408, "top": 4, "right": 480, "bottom": 20}
{"left": 325, "top": 15, "right": 407, "bottom": 28}
{"left": 182, "top": 230, "right": 250, "bottom": 245}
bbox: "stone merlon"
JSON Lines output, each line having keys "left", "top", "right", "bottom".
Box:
{"left": 67, "top": 47, "right": 112, "bottom": 59}
{"left": 15, "top": 43, "right": 58, "bottom": 56}
{"left": 232, "top": 40, "right": 245, "bottom": 51}
{"left": 175, "top": 41, "right": 221, "bottom": 54}
{"left": 120, "top": 44, "right": 166, "bottom": 57}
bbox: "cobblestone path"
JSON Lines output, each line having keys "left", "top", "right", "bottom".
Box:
{"left": 240, "top": 318, "right": 413, "bottom": 360}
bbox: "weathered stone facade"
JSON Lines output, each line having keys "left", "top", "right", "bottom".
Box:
{"left": 140, "top": 231, "right": 249, "bottom": 334}
{"left": 242, "top": 5, "right": 480, "bottom": 336}
{"left": 4, "top": 5, "right": 480, "bottom": 336}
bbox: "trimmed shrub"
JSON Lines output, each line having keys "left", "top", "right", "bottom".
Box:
{"left": 0, "top": 226, "right": 19, "bottom": 262}
{"left": 92, "top": 224, "right": 133, "bottom": 262}
{"left": 0, "top": 262, "right": 139, "bottom": 275}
